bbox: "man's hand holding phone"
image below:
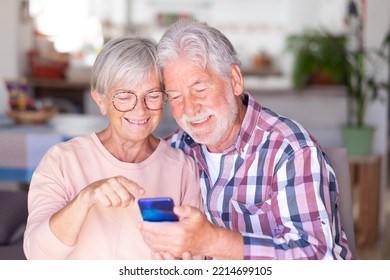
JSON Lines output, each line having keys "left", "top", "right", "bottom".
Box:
{"left": 139, "top": 204, "right": 217, "bottom": 259}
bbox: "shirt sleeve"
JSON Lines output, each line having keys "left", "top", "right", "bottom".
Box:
{"left": 180, "top": 155, "right": 202, "bottom": 209}
{"left": 240, "top": 146, "right": 346, "bottom": 259}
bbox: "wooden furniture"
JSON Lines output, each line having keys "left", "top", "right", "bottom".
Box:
{"left": 325, "top": 147, "right": 356, "bottom": 257}
{"left": 26, "top": 78, "right": 90, "bottom": 113}
{"left": 349, "top": 155, "right": 381, "bottom": 247}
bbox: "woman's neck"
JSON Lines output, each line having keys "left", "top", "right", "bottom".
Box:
{"left": 97, "top": 128, "right": 159, "bottom": 163}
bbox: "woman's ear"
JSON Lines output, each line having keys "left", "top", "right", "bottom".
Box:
{"left": 230, "top": 64, "right": 244, "bottom": 96}
{"left": 91, "top": 90, "right": 107, "bottom": 115}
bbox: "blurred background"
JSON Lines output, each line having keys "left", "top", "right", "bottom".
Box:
{"left": 0, "top": 0, "right": 389, "bottom": 259}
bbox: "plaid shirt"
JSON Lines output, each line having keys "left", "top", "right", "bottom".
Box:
{"left": 167, "top": 92, "right": 353, "bottom": 260}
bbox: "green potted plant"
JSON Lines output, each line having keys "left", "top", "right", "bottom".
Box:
{"left": 285, "top": 29, "right": 349, "bottom": 90}
{"left": 341, "top": 30, "right": 390, "bottom": 157}
{"left": 286, "top": 29, "right": 389, "bottom": 157}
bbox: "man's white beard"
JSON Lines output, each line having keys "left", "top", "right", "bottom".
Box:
{"left": 179, "top": 92, "right": 239, "bottom": 146}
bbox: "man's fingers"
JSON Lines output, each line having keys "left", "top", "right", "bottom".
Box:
{"left": 181, "top": 251, "right": 193, "bottom": 260}
{"left": 152, "top": 251, "right": 179, "bottom": 260}
{"left": 174, "top": 205, "right": 201, "bottom": 220}
{"left": 139, "top": 222, "right": 180, "bottom": 253}
{"left": 140, "top": 221, "right": 171, "bottom": 233}
{"left": 152, "top": 252, "right": 163, "bottom": 260}
{"left": 161, "top": 252, "right": 177, "bottom": 260}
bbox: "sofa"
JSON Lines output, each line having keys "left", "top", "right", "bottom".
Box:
{"left": 0, "top": 190, "right": 28, "bottom": 260}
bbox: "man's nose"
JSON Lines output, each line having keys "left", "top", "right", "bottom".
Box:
{"left": 182, "top": 94, "right": 201, "bottom": 116}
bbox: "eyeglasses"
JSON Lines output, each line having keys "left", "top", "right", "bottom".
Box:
{"left": 107, "top": 90, "right": 168, "bottom": 112}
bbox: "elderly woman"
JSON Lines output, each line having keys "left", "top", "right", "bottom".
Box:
{"left": 23, "top": 36, "right": 200, "bottom": 259}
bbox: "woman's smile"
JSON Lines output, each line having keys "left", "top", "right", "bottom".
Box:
{"left": 124, "top": 117, "right": 150, "bottom": 125}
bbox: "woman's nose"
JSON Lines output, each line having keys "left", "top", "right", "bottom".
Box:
{"left": 132, "top": 97, "right": 148, "bottom": 114}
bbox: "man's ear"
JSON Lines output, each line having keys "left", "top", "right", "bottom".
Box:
{"left": 91, "top": 90, "right": 107, "bottom": 115}
{"left": 230, "top": 64, "right": 244, "bottom": 96}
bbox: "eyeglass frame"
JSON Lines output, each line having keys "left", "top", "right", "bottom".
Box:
{"left": 105, "top": 90, "right": 168, "bottom": 112}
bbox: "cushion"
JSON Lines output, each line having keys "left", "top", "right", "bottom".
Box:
{"left": 0, "top": 239, "right": 26, "bottom": 260}
{"left": 0, "top": 191, "right": 28, "bottom": 245}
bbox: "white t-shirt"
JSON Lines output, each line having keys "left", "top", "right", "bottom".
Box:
{"left": 202, "top": 145, "right": 223, "bottom": 185}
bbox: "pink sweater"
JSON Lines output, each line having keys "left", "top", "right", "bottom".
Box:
{"left": 24, "top": 133, "right": 200, "bottom": 259}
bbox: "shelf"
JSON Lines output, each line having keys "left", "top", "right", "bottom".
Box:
{"left": 241, "top": 66, "right": 281, "bottom": 77}
{"left": 26, "top": 78, "right": 90, "bottom": 113}
{"left": 26, "top": 78, "right": 89, "bottom": 90}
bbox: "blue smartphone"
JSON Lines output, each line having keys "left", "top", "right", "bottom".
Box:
{"left": 138, "top": 197, "right": 179, "bottom": 222}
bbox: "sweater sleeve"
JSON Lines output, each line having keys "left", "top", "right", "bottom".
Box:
{"left": 23, "top": 145, "right": 76, "bottom": 259}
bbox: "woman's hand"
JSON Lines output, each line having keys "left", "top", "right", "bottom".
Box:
{"left": 48, "top": 176, "right": 144, "bottom": 246}
{"left": 79, "top": 176, "right": 145, "bottom": 209}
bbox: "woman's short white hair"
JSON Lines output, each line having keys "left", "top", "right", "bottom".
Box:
{"left": 90, "top": 36, "right": 162, "bottom": 94}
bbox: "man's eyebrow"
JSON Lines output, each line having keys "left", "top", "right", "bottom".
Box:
{"left": 191, "top": 79, "right": 207, "bottom": 86}
{"left": 164, "top": 89, "right": 178, "bottom": 93}
{"left": 165, "top": 79, "right": 208, "bottom": 92}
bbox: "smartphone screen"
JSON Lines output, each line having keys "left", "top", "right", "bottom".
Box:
{"left": 138, "top": 197, "right": 179, "bottom": 222}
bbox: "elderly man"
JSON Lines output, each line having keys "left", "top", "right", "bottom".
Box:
{"left": 139, "top": 19, "right": 353, "bottom": 260}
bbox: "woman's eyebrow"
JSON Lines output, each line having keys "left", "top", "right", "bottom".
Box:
{"left": 115, "top": 86, "right": 162, "bottom": 93}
